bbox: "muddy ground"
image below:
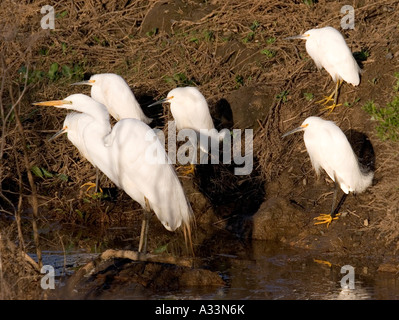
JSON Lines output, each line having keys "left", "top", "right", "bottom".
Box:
{"left": 1, "top": 0, "right": 399, "bottom": 299}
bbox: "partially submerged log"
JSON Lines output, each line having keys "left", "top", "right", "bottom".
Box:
{"left": 64, "top": 249, "right": 195, "bottom": 295}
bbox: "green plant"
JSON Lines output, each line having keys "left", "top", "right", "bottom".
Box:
{"left": 61, "top": 42, "right": 68, "bottom": 55}
{"left": 48, "top": 62, "right": 59, "bottom": 81}
{"left": 362, "top": 72, "right": 399, "bottom": 141}
{"left": 18, "top": 65, "right": 45, "bottom": 84}
{"left": 242, "top": 20, "right": 260, "bottom": 44}
{"left": 250, "top": 20, "right": 260, "bottom": 31}
{"left": 353, "top": 49, "right": 370, "bottom": 62}
{"left": 363, "top": 98, "right": 399, "bottom": 141}
{"left": 303, "top": 92, "right": 314, "bottom": 101}
{"left": 203, "top": 30, "right": 214, "bottom": 42}
{"left": 276, "top": 90, "right": 289, "bottom": 103}
{"left": 75, "top": 209, "right": 86, "bottom": 222}
{"left": 56, "top": 10, "right": 68, "bottom": 19}
{"left": 31, "top": 166, "right": 53, "bottom": 178}
{"left": 61, "top": 63, "right": 85, "bottom": 80}
{"left": 394, "top": 72, "right": 399, "bottom": 92}
{"left": 235, "top": 75, "right": 244, "bottom": 88}
{"left": 163, "top": 73, "right": 197, "bottom": 86}
{"left": 303, "top": 0, "right": 317, "bottom": 6}
{"left": 145, "top": 27, "right": 158, "bottom": 37}
{"left": 242, "top": 32, "right": 255, "bottom": 44}
{"left": 189, "top": 37, "right": 199, "bottom": 44}
{"left": 260, "top": 49, "right": 276, "bottom": 58}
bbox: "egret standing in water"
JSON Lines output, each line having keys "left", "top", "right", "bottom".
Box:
{"left": 72, "top": 73, "right": 152, "bottom": 124}
{"left": 34, "top": 94, "right": 193, "bottom": 253}
{"left": 286, "top": 26, "right": 361, "bottom": 112}
{"left": 282, "top": 116, "right": 373, "bottom": 227}
{"left": 148, "top": 87, "right": 227, "bottom": 174}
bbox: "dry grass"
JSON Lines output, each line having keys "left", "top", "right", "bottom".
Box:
{"left": 1, "top": 0, "right": 399, "bottom": 298}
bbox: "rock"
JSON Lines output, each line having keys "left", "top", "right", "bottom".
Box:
{"left": 140, "top": 0, "right": 216, "bottom": 36}
{"left": 218, "top": 86, "right": 276, "bottom": 130}
{"left": 179, "top": 269, "right": 225, "bottom": 287}
{"left": 251, "top": 196, "right": 308, "bottom": 241}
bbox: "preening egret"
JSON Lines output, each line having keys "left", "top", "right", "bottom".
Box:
{"left": 72, "top": 73, "right": 152, "bottom": 124}
{"left": 282, "top": 116, "right": 373, "bottom": 227}
{"left": 148, "top": 87, "right": 227, "bottom": 174}
{"left": 34, "top": 94, "right": 193, "bottom": 253}
{"left": 286, "top": 26, "right": 361, "bottom": 112}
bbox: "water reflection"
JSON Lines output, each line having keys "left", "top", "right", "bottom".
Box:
{"left": 30, "top": 227, "right": 399, "bottom": 300}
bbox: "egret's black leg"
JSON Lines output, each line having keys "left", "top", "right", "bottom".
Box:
{"left": 332, "top": 193, "right": 348, "bottom": 218}
{"left": 138, "top": 197, "right": 151, "bottom": 254}
{"left": 314, "top": 174, "right": 344, "bottom": 227}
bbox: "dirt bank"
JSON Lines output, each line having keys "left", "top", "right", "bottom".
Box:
{"left": 1, "top": 0, "right": 399, "bottom": 299}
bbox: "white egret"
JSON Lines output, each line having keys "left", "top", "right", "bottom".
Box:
{"left": 34, "top": 94, "right": 193, "bottom": 253}
{"left": 148, "top": 87, "right": 227, "bottom": 174}
{"left": 149, "top": 87, "right": 215, "bottom": 132}
{"left": 71, "top": 73, "right": 151, "bottom": 191}
{"left": 72, "top": 73, "right": 152, "bottom": 124}
{"left": 286, "top": 26, "right": 361, "bottom": 112}
{"left": 282, "top": 116, "right": 373, "bottom": 227}
{"left": 49, "top": 113, "right": 102, "bottom": 193}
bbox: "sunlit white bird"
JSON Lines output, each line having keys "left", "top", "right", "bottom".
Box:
{"left": 282, "top": 116, "right": 373, "bottom": 226}
{"left": 49, "top": 113, "right": 102, "bottom": 193}
{"left": 286, "top": 26, "right": 361, "bottom": 112}
{"left": 72, "top": 73, "right": 152, "bottom": 124}
{"left": 149, "top": 87, "right": 215, "bottom": 132}
{"left": 34, "top": 94, "right": 193, "bottom": 253}
{"left": 148, "top": 87, "right": 228, "bottom": 173}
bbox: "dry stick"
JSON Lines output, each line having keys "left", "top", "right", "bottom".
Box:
{"left": 13, "top": 146, "right": 26, "bottom": 252}
{"left": 9, "top": 65, "right": 43, "bottom": 269}
{"left": 0, "top": 233, "right": 4, "bottom": 300}
{"left": 0, "top": 54, "right": 8, "bottom": 199}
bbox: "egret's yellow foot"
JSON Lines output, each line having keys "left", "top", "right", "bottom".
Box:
{"left": 80, "top": 182, "right": 103, "bottom": 194}
{"left": 321, "top": 102, "right": 342, "bottom": 114}
{"left": 314, "top": 213, "right": 341, "bottom": 228}
{"left": 313, "top": 259, "right": 332, "bottom": 268}
{"left": 316, "top": 93, "right": 334, "bottom": 105}
{"left": 177, "top": 164, "right": 195, "bottom": 175}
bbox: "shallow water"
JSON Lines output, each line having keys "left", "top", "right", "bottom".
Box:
{"left": 30, "top": 227, "right": 399, "bottom": 300}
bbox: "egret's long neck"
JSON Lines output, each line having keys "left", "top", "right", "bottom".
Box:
{"left": 69, "top": 99, "right": 111, "bottom": 136}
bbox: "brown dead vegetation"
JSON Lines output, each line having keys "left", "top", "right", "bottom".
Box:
{"left": 1, "top": 0, "right": 399, "bottom": 299}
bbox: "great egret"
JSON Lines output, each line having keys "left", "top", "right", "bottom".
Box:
{"left": 49, "top": 113, "right": 101, "bottom": 193}
{"left": 148, "top": 87, "right": 227, "bottom": 174}
{"left": 34, "top": 94, "right": 193, "bottom": 253}
{"left": 72, "top": 73, "right": 152, "bottom": 124}
{"left": 286, "top": 26, "right": 361, "bottom": 112}
{"left": 282, "top": 116, "right": 373, "bottom": 227}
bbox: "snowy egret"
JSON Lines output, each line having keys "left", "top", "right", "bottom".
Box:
{"left": 149, "top": 87, "right": 215, "bottom": 132}
{"left": 72, "top": 73, "right": 152, "bottom": 124}
{"left": 34, "top": 94, "right": 193, "bottom": 253}
{"left": 286, "top": 26, "right": 361, "bottom": 112}
{"left": 148, "top": 87, "right": 227, "bottom": 174}
{"left": 282, "top": 116, "right": 373, "bottom": 227}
